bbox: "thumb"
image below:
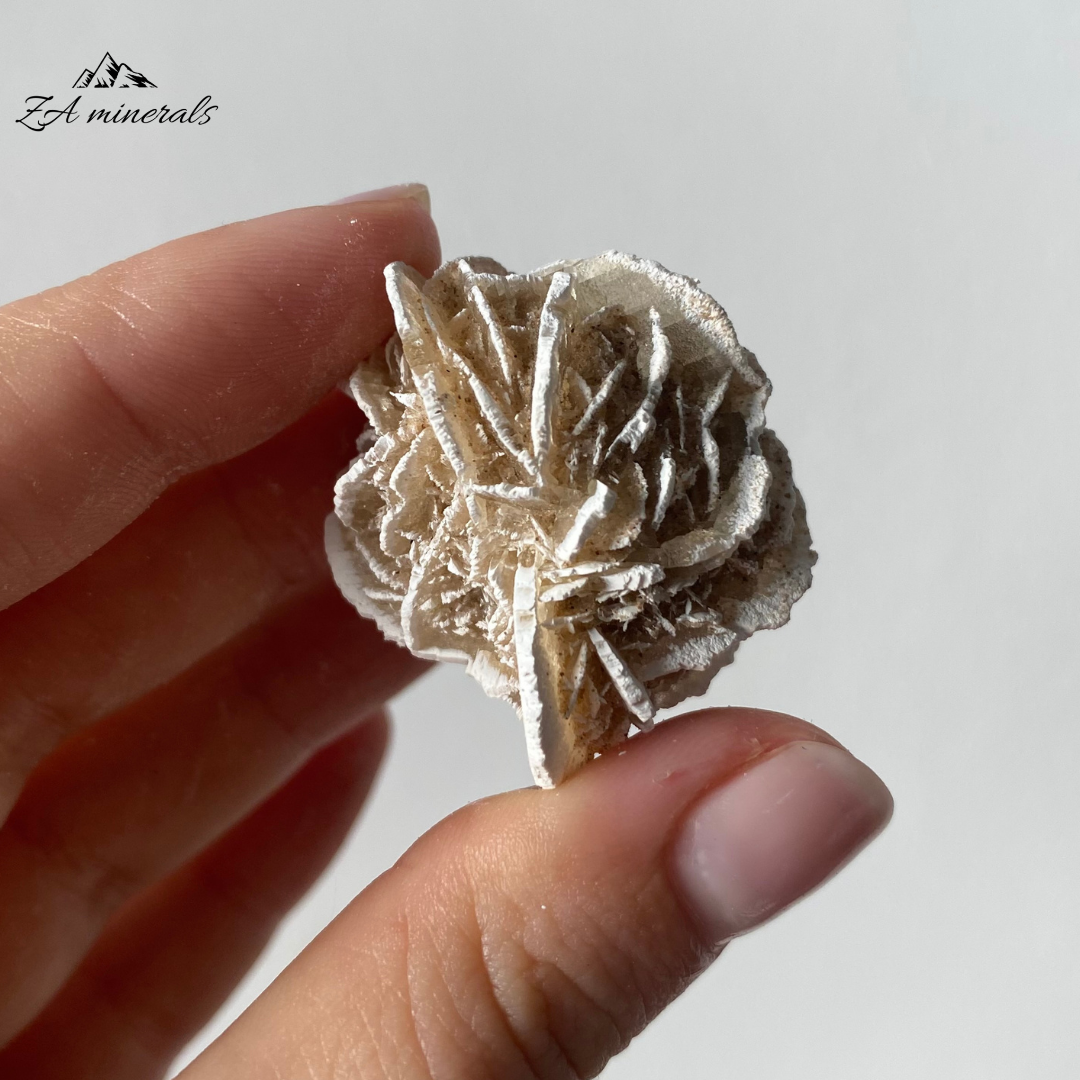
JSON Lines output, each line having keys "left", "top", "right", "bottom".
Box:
{"left": 181, "top": 708, "right": 892, "bottom": 1080}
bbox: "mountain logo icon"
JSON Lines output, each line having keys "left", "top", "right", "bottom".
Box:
{"left": 73, "top": 52, "right": 156, "bottom": 89}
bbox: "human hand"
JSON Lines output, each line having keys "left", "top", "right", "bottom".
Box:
{"left": 0, "top": 186, "right": 892, "bottom": 1079}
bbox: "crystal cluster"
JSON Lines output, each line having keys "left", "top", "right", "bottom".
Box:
{"left": 326, "top": 252, "right": 815, "bottom": 786}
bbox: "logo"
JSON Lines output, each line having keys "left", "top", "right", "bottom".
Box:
{"left": 73, "top": 52, "right": 156, "bottom": 89}
{"left": 16, "top": 52, "right": 218, "bottom": 132}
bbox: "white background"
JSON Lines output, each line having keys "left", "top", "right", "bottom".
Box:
{"left": 3, "top": 1, "right": 1079, "bottom": 1076}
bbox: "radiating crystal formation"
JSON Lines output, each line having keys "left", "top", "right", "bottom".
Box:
{"left": 326, "top": 252, "right": 815, "bottom": 786}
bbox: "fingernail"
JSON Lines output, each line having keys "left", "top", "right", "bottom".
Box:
{"left": 329, "top": 183, "right": 431, "bottom": 212}
{"left": 672, "top": 741, "right": 892, "bottom": 943}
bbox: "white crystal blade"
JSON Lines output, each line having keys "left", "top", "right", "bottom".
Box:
{"left": 587, "top": 628, "right": 655, "bottom": 729}
{"left": 530, "top": 272, "right": 573, "bottom": 479}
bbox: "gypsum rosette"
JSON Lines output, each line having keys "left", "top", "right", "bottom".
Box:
{"left": 326, "top": 252, "right": 816, "bottom": 787}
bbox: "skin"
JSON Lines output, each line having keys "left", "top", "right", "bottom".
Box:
{"left": 0, "top": 194, "right": 891, "bottom": 1079}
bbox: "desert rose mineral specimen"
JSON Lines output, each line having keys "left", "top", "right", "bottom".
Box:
{"left": 326, "top": 252, "right": 815, "bottom": 786}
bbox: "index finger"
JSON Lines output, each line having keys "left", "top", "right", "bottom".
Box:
{"left": 0, "top": 187, "right": 439, "bottom": 610}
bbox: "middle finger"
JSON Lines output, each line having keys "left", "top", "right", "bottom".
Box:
{"left": 0, "top": 391, "right": 364, "bottom": 823}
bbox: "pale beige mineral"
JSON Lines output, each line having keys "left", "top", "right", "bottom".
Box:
{"left": 326, "top": 252, "right": 816, "bottom": 786}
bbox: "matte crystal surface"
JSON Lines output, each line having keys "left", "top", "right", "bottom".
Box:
{"left": 327, "top": 253, "right": 815, "bottom": 786}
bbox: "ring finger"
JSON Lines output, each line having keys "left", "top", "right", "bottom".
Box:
{"left": 0, "top": 583, "right": 426, "bottom": 1044}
